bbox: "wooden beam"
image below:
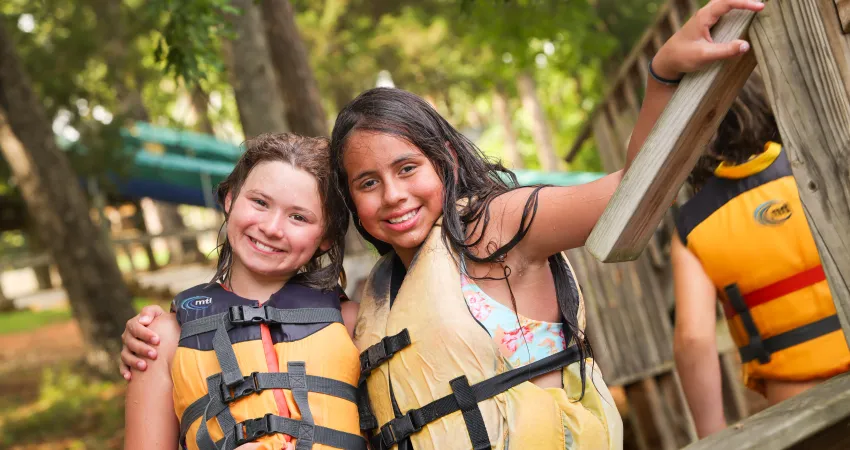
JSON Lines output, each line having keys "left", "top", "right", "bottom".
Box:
{"left": 750, "top": 0, "right": 850, "bottom": 345}
{"left": 684, "top": 373, "right": 850, "bottom": 449}
{"left": 586, "top": 11, "right": 757, "bottom": 262}
{"left": 837, "top": 0, "right": 850, "bottom": 32}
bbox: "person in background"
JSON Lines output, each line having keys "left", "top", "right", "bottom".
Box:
{"left": 671, "top": 73, "right": 850, "bottom": 438}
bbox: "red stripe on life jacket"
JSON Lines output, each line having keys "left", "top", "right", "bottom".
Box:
{"left": 724, "top": 266, "right": 827, "bottom": 318}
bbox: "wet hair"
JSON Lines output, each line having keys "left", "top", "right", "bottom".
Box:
{"left": 688, "top": 72, "right": 781, "bottom": 190}
{"left": 330, "top": 88, "right": 591, "bottom": 392}
{"left": 212, "top": 133, "right": 348, "bottom": 290}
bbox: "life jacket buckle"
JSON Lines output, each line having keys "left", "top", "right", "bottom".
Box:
{"left": 229, "top": 305, "right": 271, "bottom": 325}
{"left": 221, "top": 371, "right": 261, "bottom": 403}
{"left": 235, "top": 413, "right": 274, "bottom": 446}
{"left": 380, "top": 410, "right": 424, "bottom": 447}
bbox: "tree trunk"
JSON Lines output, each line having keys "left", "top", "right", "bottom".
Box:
{"left": 492, "top": 88, "right": 524, "bottom": 169}
{"left": 224, "top": 0, "right": 290, "bottom": 138}
{"left": 0, "top": 22, "right": 135, "bottom": 372}
{"left": 191, "top": 85, "right": 215, "bottom": 135}
{"left": 26, "top": 225, "right": 54, "bottom": 290}
{"left": 261, "top": 0, "right": 328, "bottom": 136}
{"left": 517, "top": 71, "right": 560, "bottom": 172}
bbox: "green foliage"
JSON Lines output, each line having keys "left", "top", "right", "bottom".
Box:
{"left": 149, "top": 0, "right": 236, "bottom": 83}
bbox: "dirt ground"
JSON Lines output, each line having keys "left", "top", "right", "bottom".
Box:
{"left": 0, "top": 321, "right": 125, "bottom": 450}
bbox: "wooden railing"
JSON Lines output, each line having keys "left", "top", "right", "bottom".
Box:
{"left": 589, "top": 0, "right": 850, "bottom": 447}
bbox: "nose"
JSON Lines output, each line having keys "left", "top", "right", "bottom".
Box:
{"left": 382, "top": 178, "right": 407, "bottom": 205}
{"left": 258, "top": 211, "right": 286, "bottom": 240}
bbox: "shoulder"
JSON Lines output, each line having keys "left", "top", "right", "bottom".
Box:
{"left": 340, "top": 300, "right": 359, "bottom": 338}
{"left": 149, "top": 313, "right": 181, "bottom": 361}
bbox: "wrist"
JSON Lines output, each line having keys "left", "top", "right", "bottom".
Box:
{"left": 651, "top": 48, "right": 682, "bottom": 81}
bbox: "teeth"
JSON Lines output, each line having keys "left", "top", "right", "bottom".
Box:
{"left": 252, "top": 238, "right": 281, "bottom": 252}
{"left": 388, "top": 209, "right": 417, "bottom": 224}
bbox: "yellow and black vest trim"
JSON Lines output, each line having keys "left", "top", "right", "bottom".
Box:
{"left": 676, "top": 142, "right": 850, "bottom": 389}
{"left": 172, "top": 282, "right": 365, "bottom": 450}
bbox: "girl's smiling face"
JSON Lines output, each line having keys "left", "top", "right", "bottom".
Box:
{"left": 343, "top": 131, "right": 445, "bottom": 265}
{"left": 226, "top": 160, "right": 330, "bottom": 280}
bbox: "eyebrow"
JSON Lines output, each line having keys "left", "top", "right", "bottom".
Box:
{"left": 350, "top": 152, "right": 422, "bottom": 183}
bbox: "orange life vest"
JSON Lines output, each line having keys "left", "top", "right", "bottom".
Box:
{"left": 171, "top": 282, "right": 364, "bottom": 450}
{"left": 676, "top": 142, "right": 850, "bottom": 392}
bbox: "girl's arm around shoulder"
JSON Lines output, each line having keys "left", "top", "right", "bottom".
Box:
{"left": 124, "top": 313, "right": 181, "bottom": 450}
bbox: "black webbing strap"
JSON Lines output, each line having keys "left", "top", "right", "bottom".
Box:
{"left": 359, "top": 329, "right": 411, "bottom": 382}
{"left": 356, "top": 329, "right": 411, "bottom": 432}
{"left": 180, "top": 307, "right": 344, "bottom": 340}
{"left": 288, "top": 362, "right": 316, "bottom": 450}
{"left": 373, "top": 346, "right": 581, "bottom": 449}
{"left": 740, "top": 314, "right": 843, "bottom": 363}
{"left": 228, "top": 414, "right": 367, "bottom": 449}
{"left": 449, "top": 376, "right": 491, "bottom": 450}
{"left": 725, "top": 283, "right": 771, "bottom": 364}
{"left": 180, "top": 372, "right": 358, "bottom": 443}
{"left": 357, "top": 382, "right": 379, "bottom": 431}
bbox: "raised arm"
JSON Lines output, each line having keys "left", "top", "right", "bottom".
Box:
{"left": 124, "top": 313, "right": 180, "bottom": 450}
{"left": 487, "top": 0, "right": 764, "bottom": 262}
{"left": 671, "top": 235, "right": 726, "bottom": 438}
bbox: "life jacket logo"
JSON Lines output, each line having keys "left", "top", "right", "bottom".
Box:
{"left": 181, "top": 296, "right": 213, "bottom": 310}
{"left": 754, "top": 200, "right": 792, "bottom": 226}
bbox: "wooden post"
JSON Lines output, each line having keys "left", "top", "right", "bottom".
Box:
{"left": 749, "top": 0, "right": 850, "bottom": 345}
{"left": 687, "top": 0, "right": 850, "bottom": 447}
{"left": 586, "top": 11, "right": 758, "bottom": 262}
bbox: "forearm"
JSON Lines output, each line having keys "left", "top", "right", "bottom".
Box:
{"left": 623, "top": 76, "right": 678, "bottom": 173}
{"left": 674, "top": 338, "right": 726, "bottom": 438}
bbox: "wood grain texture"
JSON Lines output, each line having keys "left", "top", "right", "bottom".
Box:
{"left": 750, "top": 0, "right": 850, "bottom": 347}
{"left": 685, "top": 373, "right": 850, "bottom": 449}
{"left": 586, "top": 11, "right": 757, "bottom": 262}
{"left": 837, "top": 0, "right": 850, "bottom": 33}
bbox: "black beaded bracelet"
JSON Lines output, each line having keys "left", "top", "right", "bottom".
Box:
{"left": 649, "top": 56, "right": 684, "bottom": 86}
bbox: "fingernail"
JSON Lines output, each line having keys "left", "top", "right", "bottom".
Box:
{"left": 123, "top": 372, "right": 130, "bottom": 380}
{"left": 151, "top": 336, "right": 160, "bottom": 344}
{"left": 137, "top": 361, "right": 145, "bottom": 369}
{"left": 148, "top": 350, "right": 156, "bottom": 359}
{"left": 741, "top": 42, "right": 750, "bottom": 53}
{"left": 140, "top": 315, "right": 150, "bottom": 323}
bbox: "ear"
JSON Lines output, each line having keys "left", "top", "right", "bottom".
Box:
{"left": 224, "top": 192, "right": 233, "bottom": 213}
{"left": 445, "top": 141, "right": 459, "bottom": 178}
{"left": 319, "top": 237, "right": 333, "bottom": 253}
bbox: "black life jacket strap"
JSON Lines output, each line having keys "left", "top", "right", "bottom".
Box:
{"left": 359, "top": 329, "right": 411, "bottom": 379}
{"left": 739, "top": 314, "right": 842, "bottom": 363}
{"left": 180, "top": 306, "right": 344, "bottom": 340}
{"left": 224, "top": 414, "right": 367, "bottom": 450}
{"left": 357, "top": 329, "right": 412, "bottom": 432}
{"left": 372, "top": 346, "right": 582, "bottom": 449}
{"left": 180, "top": 371, "right": 359, "bottom": 447}
{"left": 725, "top": 283, "right": 771, "bottom": 364}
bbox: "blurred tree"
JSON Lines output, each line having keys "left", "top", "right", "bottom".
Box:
{"left": 0, "top": 19, "right": 135, "bottom": 373}
{"left": 261, "top": 0, "right": 328, "bottom": 136}
{"left": 224, "top": 0, "right": 290, "bottom": 138}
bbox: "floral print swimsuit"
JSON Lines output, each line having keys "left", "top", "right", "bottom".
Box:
{"left": 460, "top": 273, "right": 567, "bottom": 368}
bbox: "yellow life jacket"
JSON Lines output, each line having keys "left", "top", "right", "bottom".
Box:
{"left": 353, "top": 223, "right": 623, "bottom": 450}
{"left": 676, "top": 142, "right": 850, "bottom": 391}
{"left": 171, "top": 282, "right": 364, "bottom": 450}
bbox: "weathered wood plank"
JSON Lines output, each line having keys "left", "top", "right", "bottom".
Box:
{"left": 750, "top": 0, "right": 850, "bottom": 345}
{"left": 685, "top": 373, "right": 850, "bottom": 449}
{"left": 837, "top": 0, "right": 850, "bottom": 33}
{"left": 586, "top": 11, "right": 757, "bottom": 262}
